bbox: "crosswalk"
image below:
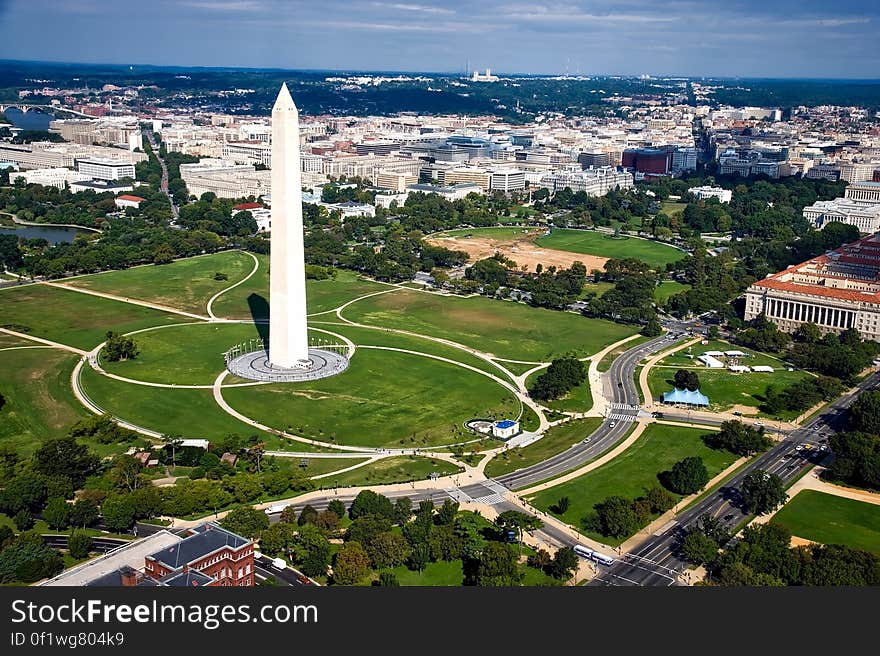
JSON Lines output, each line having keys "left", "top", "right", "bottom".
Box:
{"left": 611, "top": 402, "right": 640, "bottom": 411}
{"left": 443, "top": 480, "right": 510, "bottom": 507}
{"left": 608, "top": 413, "right": 637, "bottom": 422}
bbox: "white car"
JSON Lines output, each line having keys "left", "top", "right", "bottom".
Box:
{"left": 609, "top": 421, "right": 616, "bottom": 428}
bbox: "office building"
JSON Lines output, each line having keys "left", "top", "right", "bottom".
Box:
{"left": 803, "top": 199, "right": 880, "bottom": 233}
{"left": 76, "top": 158, "right": 136, "bottom": 181}
{"left": 845, "top": 181, "right": 880, "bottom": 204}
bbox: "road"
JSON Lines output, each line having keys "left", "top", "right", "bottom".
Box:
{"left": 495, "top": 331, "right": 687, "bottom": 490}
{"left": 143, "top": 129, "right": 178, "bottom": 222}
{"left": 589, "top": 369, "right": 880, "bottom": 586}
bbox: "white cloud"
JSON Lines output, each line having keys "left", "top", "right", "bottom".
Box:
{"left": 371, "top": 2, "right": 455, "bottom": 14}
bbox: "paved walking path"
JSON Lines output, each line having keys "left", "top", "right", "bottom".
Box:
{"left": 637, "top": 336, "right": 700, "bottom": 406}
{"left": 206, "top": 251, "right": 260, "bottom": 319}
{"left": 43, "top": 281, "right": 210, "bottom": 321}
{"left": 0, "top": 327, "right": 87, "bottom": 355}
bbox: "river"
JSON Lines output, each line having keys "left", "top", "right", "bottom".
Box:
{"left": 3, "top": 107, "right": 53, "bottom": 131}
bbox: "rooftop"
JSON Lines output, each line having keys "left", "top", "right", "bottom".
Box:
{"left": 147, "top": 523, "right": 250, "bottom": 571}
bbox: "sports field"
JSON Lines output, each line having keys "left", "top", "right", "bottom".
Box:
{"left": 341, "top": 289, "right": 638, "bottom": 361}
{"left": 535, "top": 229, "right": 684, "bottom": 269}
{"left": 771, "top": 490, "right": 880, "bottom": 553}
{"left": 0, "top": 284, "right": 181, "bottom": 350}
{"left": 527, "top": 424, "right": 737, "bottom": 545}
{"left": 222, "top": 348, "right": 520, "bottom": 448}
{"left": 64, "top": 250, "right": 256, "bottom": 315}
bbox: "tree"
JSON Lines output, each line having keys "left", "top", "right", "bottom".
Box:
{"left": 550, "top": 496, "right": 570, "bottom": 514}
{"left": 297, "top": 504, "right": 319, "bottom": 526}
{"left": 642, "top": 317, "right": 662, "bottom": 337}
{"left": 293, "top": 525, "right": 331, "bottom": 578}
{"left": 494, "top": 510, "right": 542, "bottom": 555}
{"left": 704, "top": 421, "right": 773, "bottom": 456}
{"left": 740, "top": 470, "right": 787, "bottom": 515}
{"left": 230, "top": 474, "right": 263, "bottom": 503}
{"left": 279, "top": 505, "right": 298, "bottom": 524}
{"left": 333, "top": 541, "right": 371, "bottom": 585}
{"left": 349, "top": 490, "right": 394, "bottom": 521}
{"left": 673, "top": 369, "right": 701, "bottom": 392}
{"left": 69, "top": 498, "right": 99, "bottom": 528}
{"left": 662, "top": 456, "right": 710, "bottom": 495}
{"left": 103, "top": 331, "right": 139, "bottom": 362}
{"left": 161, "top": 435, "right": 184, "bottom": 472}
{"left": 591, "top": 496, "right": 639, "bottom": 539}
{"left": 0, "top": 535, "right": 63, "bottom": 584}
{"left": 42, "top": 497, "right": 71, "bottom": 530}
{"left": 680, "top": 530, "right": 720, "bottom": 565}
{"left": 13, "top": 510, "right": 33, "bottom": 531}
{"left": 376, "top": 571, "right": 399, "bottom": 587}
{"left": 220, "top": 506, "right": 269, "bottom": 538}
{"left": 529, "top": 357, "right": 588, "bottom": 401}
{"left": 153, "top": 244, "right": 175, "bottom": 265}
{"left": 473, "top": 542, "right": 522, "bottom": 586}
{"left": 549, "top": 547, "right": 579, "bottom": 580}
{"left": 365, "top": 531, "right": 410, "bottom": 569}
{"left": 33, "top": 436, "right": 98, "bottom": 487}
{"left": 109, "top": 454, "right": 146, "bottom": 493}
{"left": 327, "top": 499, "right": 346, "bottom": 520}
{"left": 0, "top": 472, "right": 47, "bottom": 514}
{"left": 101, "top": 494, "right": 136, "bottom": 532}
{"left": 259, "top": 522, "right": 297, "bottom": 557}
{"left": 826, "top": 431, "right": 880, "bottom": 491}
{"left": 436, "top": 499, "right": 459, "bottom": 526}
{"left": 392, "top": 497, "right": 412, "bottom": 525}
{"left": 849, "top": 391, "right": 880, "bottom": 435}
{"left": 67, "top": 531, "right": 93, "bottom": 560}
{"left": 645, "top": 486, "right": 676, "bottom": 513}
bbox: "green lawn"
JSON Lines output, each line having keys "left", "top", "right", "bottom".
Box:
{"left": 342, "top": 289, "right": 638, "bottom": 361}
{"left": 64, "top": 251, "right": 256, "bottom": 316}
{"left": 389, "top": 559, "right": 465, "bottom": 585}
{"left": 535, "top": 229, "right": 684, "bottom": 269}
{"left": 484, "top": 418, "right": 603, "bottom": 479}
{"left": 272, "top": 456, "right": 370, "bottom": 479}
{"left": 78, "top": 365, "right": 300, "bottom": 448}
{"left": 210, "top": 253, "right": 388, "bottom": 320}
{"left": 580, "top": 281, "right": 614, "bottom": 299}
{"left": 0, "top": 347, "right": 89, "bottom": 455}
{"left": 223, "top": 348, "right": 520, "bottom": 448}
{"left": 433, "top": 226, "right": 546, "bottom": 240}
{"left": 659, "top": 339, "right": 786, "bottom": 369}
{"left": 771, "top": 490, "right": 880, "bottom": 553}
{"left": 0, "top": 334, "right": 32, "bottom": 349}
{"left": 525, "top": 369, "right": 592, "bottom": 414}
{"left": 101, "top": 321, "right": 260, "bottom": 385}
{"left": 527, "top": 423, "right": 737, "bottom": 546}
{"left": 654, "top": 280, "right": 691, "bottom": 304}
{"left": 0, "top": 284, "right": 182, "bottom": 351}
{"left": 325, "top": 456, "right": 463, "bottom": 487}
{"left": 660, "top": 201, "right": 687, "bottom": 217}
{"left": 647, "top": 366, "right": 812, "bottom": 419}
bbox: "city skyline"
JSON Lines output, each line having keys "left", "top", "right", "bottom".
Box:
{"left": 0, "top": 0, "right": 878, "bottom": 79}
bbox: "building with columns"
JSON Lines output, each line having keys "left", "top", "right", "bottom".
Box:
{"left": 744, "top": 232, "right": 880, "bottom": 341}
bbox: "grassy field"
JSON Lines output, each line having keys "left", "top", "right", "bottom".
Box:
{"left": 318, "top": 321, "right": 510, "bottom": 381}
{"left": 580, "top": 281, "right": 614, "bottom": 299}
{"left": 0, "top": 347, "right": 89, "bottom": 455}
{"left": 389, "top": 559, "right": 465, "bottom": 585}
{"left": 64, "top": 251, "right": 256, "bottom": 315}
{"left": 0, "top": 284, "right": 182, "bottom": 351}
{"left": 326, "top": 456, "right": 462, "bottom": 486}
{"left": 484, "top": 418, "right": 603, "bottom": 479}
{"left": 102, "top": 321, "right": 260, "bottom": 385}
{"left": 660, "top": 201, "right": 687, "bottom": 217}
{"left": 771, "top": 490, "right": 880, "bottom": 553}
{"left": 273, "top": 456, "right": 370, "bottom": 479}
{"left": 647, "top": 366, "right": 812, "bottom": 419}
{"left": 527, "top": 424, "right": 737, "bottom": 545}
{"left": 535, "top": 229, "right": 684, "bottom": 269}
{"left": 525, "top": 369, "right": 593, "bottom": 414}
{"left": 659, "top": 339, "right": 787, "bottom": 369}
{"left": 341, "top": 289, "right": 638, "bottom": 361}
{"left": 223, "top": 348, "right": 520, "bottom": 448}
{"left": 654, "top": 280, "right": 691, "bottom": 304}
{"left": 78, "top": 365, "right": 299, "bottom": 447}
{"left": 433, "top": 226, "right": 546, "bottom": 240}
{"left": 0, "top": 333, "right": 33, "bottom": 349}
{"left": 210, "top": 254, "right": 388, "bottom": 319}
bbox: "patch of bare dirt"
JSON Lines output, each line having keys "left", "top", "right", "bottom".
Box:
{"left": 428, "top": 234, "right": 608, "bottom": 274}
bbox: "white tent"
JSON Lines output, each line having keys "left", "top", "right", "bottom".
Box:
{"left": 728, "top": 365, "right": 750, "bottom": 373}
{"left": 752, "top": 365, "right": 774, "bottom": 372}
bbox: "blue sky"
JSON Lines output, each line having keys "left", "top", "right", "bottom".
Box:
{"left": 0, "top": 0, "right": 878, "bottom": 77}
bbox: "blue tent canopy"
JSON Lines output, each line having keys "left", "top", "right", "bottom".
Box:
{"left": 662, "top": 388, "right": 709, "bottom": 406}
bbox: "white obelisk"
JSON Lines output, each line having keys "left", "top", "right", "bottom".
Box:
{"left": 269, "top": 83, "right": 310, "bottom": 369}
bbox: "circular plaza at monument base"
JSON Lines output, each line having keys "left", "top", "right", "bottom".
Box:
{"left": 226, "top": 346, "right": 350, "bottom": 382}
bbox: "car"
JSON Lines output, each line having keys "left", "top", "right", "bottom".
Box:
{"left": 581, "top": 437, "right": 591, "bottom": 444}
{"left": 723, "top": 514, "right": 735, "bottom": 521}
{"left": 795, "top": 445, "right": 803, "bottom": 451}
{"left": 819, "top": 445, "right": 828, "bottom": 452}
{"left": 609, "top": 421, "right": 616, "bottom": 427}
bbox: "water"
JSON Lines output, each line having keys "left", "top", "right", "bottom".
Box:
{"left": 3, "top": 107, "right": 53, "bottom": 131}
{"left": 0, "top": 223, "right": 87, "bottom": 244}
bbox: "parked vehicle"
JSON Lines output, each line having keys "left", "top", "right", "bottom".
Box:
{"left": 573, "top": 545, "right": 594, "bottom": 560}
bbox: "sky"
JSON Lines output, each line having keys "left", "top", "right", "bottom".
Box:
{"left": 0, "top": 0, "right": 878, "bottom": 78}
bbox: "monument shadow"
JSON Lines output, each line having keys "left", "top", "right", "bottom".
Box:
{"left": 247, "top": 293, "right": 270, "bottom": 350}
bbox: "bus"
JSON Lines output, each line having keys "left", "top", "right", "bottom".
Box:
{"left": 592, "top": 552, "right": 615, "bottom": 566}
{"left": 573, "top": 545, "right": 594, "bottom": 560}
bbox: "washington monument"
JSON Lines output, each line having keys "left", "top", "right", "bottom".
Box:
{"left": 269, "top": 83, "right": 310, "bottom": 368}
